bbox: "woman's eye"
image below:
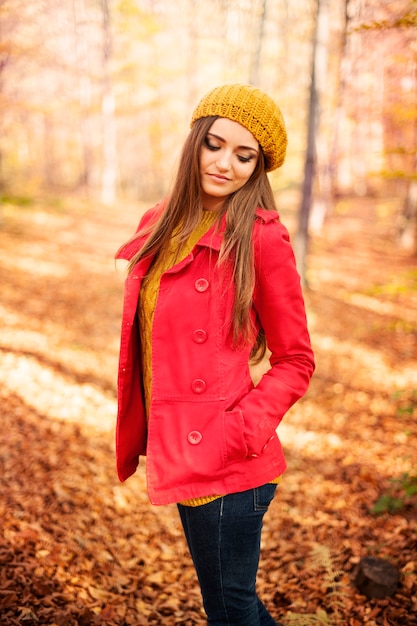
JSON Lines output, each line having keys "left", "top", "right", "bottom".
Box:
{"left": 238, "top": 155, "right": 253, "bottom": 163}
{"left": 204, "top": 138, "right": 219, "bottom": 151}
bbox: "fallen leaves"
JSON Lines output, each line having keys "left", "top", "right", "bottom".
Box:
{"left": 0, "top": 196, "right": 416, "bottom": 624}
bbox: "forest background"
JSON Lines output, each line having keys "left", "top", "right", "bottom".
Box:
{"left": 1, "top": 0, "right": 417, "bottom": 625}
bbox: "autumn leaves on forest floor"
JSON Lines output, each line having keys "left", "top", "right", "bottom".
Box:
{"left": 0, "top": 195, "right": 416, "bottom": 625}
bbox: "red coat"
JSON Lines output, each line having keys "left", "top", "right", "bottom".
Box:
{"left": 115, "top": 203, "right": 314, "bottom": 505}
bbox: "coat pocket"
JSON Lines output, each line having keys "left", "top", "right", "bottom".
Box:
{"left": 223, "top": 408, "right": 248, "bottom": 464}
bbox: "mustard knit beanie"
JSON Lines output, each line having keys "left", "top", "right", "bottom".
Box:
{"left": 190, "top": 83, "right": 287, "bottom": 172}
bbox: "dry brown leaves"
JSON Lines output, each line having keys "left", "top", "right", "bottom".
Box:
{"left": 0, "top": 195, "right": 416, "bottom": 625}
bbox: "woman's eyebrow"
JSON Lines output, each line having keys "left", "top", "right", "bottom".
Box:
{"left": 207, "top": 132, "right": 259, "bottom": 154}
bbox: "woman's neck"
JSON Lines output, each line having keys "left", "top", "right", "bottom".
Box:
{"left": 201, "top": 192, "right": 226, "bottom": 212}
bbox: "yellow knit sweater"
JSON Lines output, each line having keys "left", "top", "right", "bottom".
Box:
{"left": 138, "top": 211, "right": 280, "bottom": 507}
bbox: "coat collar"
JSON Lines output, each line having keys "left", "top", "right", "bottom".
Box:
{"left": 116, "top": 205, "right": 280, "bottom": 260}
{"left": 198, "top": 207, "right": 279, "bottom": 252}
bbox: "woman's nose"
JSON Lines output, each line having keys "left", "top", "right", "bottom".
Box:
{"left": 216, "top": 151, "right": 232, "bottom": 170}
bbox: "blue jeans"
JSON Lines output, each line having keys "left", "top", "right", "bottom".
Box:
{"left": 177, "top": 484, "right": 278, "bottom": 626}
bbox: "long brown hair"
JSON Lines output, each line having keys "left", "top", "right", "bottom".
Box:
{"left": 126, "top": 116, "right": 278, "bottom": 359}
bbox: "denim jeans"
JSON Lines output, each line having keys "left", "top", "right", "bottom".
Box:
{"left": 177, "top": 484, "right": 278, "bottom": 626}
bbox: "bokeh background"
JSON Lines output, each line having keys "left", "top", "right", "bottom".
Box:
{"left": 1, "top": 1, "right": 416, "bottom": 625}
{"left": 1, "top": 0, "right": 415, "bottom": 211}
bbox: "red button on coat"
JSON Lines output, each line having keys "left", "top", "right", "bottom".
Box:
{"left": 191, "top": 379, "right": 206, "bottom": 393}
{"left": 192, "top": 329, "right": 207, "bottom": 343}
{"left": 195, "top": 278, "right": 209, "bottom": 292}
{"left": 187, "top": 430, "right": 203, "bottom": 445}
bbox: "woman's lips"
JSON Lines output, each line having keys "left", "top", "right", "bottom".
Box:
{"left": 207, "top": 173, "right": 230, "bottom": 182}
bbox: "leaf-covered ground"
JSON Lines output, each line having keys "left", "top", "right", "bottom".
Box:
{"left": 0, "top": 195, "right": 416, "bottom": 625}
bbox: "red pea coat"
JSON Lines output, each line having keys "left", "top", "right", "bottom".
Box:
{"left": 115, "top": 203, "right": 315, "bottom": 505}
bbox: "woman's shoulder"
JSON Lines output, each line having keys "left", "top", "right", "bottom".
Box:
{"left": 252, "top": 207, "right": 292, "bottom": 257}
{"left": 136, "top": 199, "right": 166, "bottom": 231}
{"left": 254, "top": 207, "right": 280, "bottom": 224}
{"left": 115, "top": 199, "right": 166, "bottom": 260}
{"left": 253, "top": 207, "right": 290, "bottom": 239}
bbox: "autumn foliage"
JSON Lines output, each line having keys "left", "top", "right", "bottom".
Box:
{"left": 0, "top": 195, "right": 416, "bottom": 625}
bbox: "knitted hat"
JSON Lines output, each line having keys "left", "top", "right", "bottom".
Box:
{"left": 190, "top": 83, "right": 287, "bottom": 171}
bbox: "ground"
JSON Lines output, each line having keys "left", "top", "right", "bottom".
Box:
{"left": 0, "top": 193, "right": 416, "bottom": 625}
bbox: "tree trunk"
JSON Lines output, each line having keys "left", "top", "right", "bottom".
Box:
{"left": 100, "top": 0, "right": 117, "bottom": 205}
{"left": 398, "top": 62, "right": 417, "bottom": 254}
{"left": 354, "top": 556, "right": 400, "bottom": 599}
{"left": 398, "top": 177, "right": 417, "bottom": 254}
{"left": 249, "top": 0, "right": 267, "bottom": 86}
{"left": 327, "top": 0, "right": 350, "bottom": 207}
{"left": 294, "top": 0, "right": 330, "bottom": 286}
{"left": 72, "top": 0, "right": 93, "bottom": 191}
{"left": 186, "top": 0, "right": 199, "bottom": 113}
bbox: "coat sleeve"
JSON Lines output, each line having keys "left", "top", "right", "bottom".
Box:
{"left": 234, "top": 217, "right": 315, "bottom": 457}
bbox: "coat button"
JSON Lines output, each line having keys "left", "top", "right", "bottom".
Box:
{"left": 192, "top": 329, "right": 207, "bottom": 343}
{"left": 191, "top": 379, "right": 206, "bottom": 393}
{"left": 195, "top": 278, "right": 209, "bottom": 292}
{"left": 187, "top": 430, "right": 203, "bottom": 445}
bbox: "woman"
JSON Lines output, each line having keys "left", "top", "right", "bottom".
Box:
{"left": 115, "top": 84, "right": 315, "bottom": 625}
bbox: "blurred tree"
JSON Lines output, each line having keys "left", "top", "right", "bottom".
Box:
{"left": 0, "top": 0, "right": 9, "bottom": 222}
{"left": 327, "top": 0, "right": 351, "bottom": 216}
{"left": 295, "top": 0, "right": 330, "bottom": 285}
{"left": 3, "top": 0, "right": 414, "bottom": 232}
{"left": 385, "top": 4, "right": 417, "bottom": 254}
{"left": 249, "top": 0, "right": 267, "bottom": 86}
{"left": 186, "top": 0, "right": 199, "bottom": 111}
{"left": 100, "top": 0, "right": 117, "bottom": 204}
{"left": 72, "top": 0, "right": 94, "bottom": 191}
{"left": 349, "top": 0, "right": 417, "bottom": 251}
{"left": 0, "top": 0, "right": 31, "bottom": 200}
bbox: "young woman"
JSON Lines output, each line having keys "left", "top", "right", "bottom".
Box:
{"left": 115, "top": 84, "right": 315, "bottom": 625}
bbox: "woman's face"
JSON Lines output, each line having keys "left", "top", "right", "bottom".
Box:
{"left": 199, "top": 117, "right": 259, "bottom": 211}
